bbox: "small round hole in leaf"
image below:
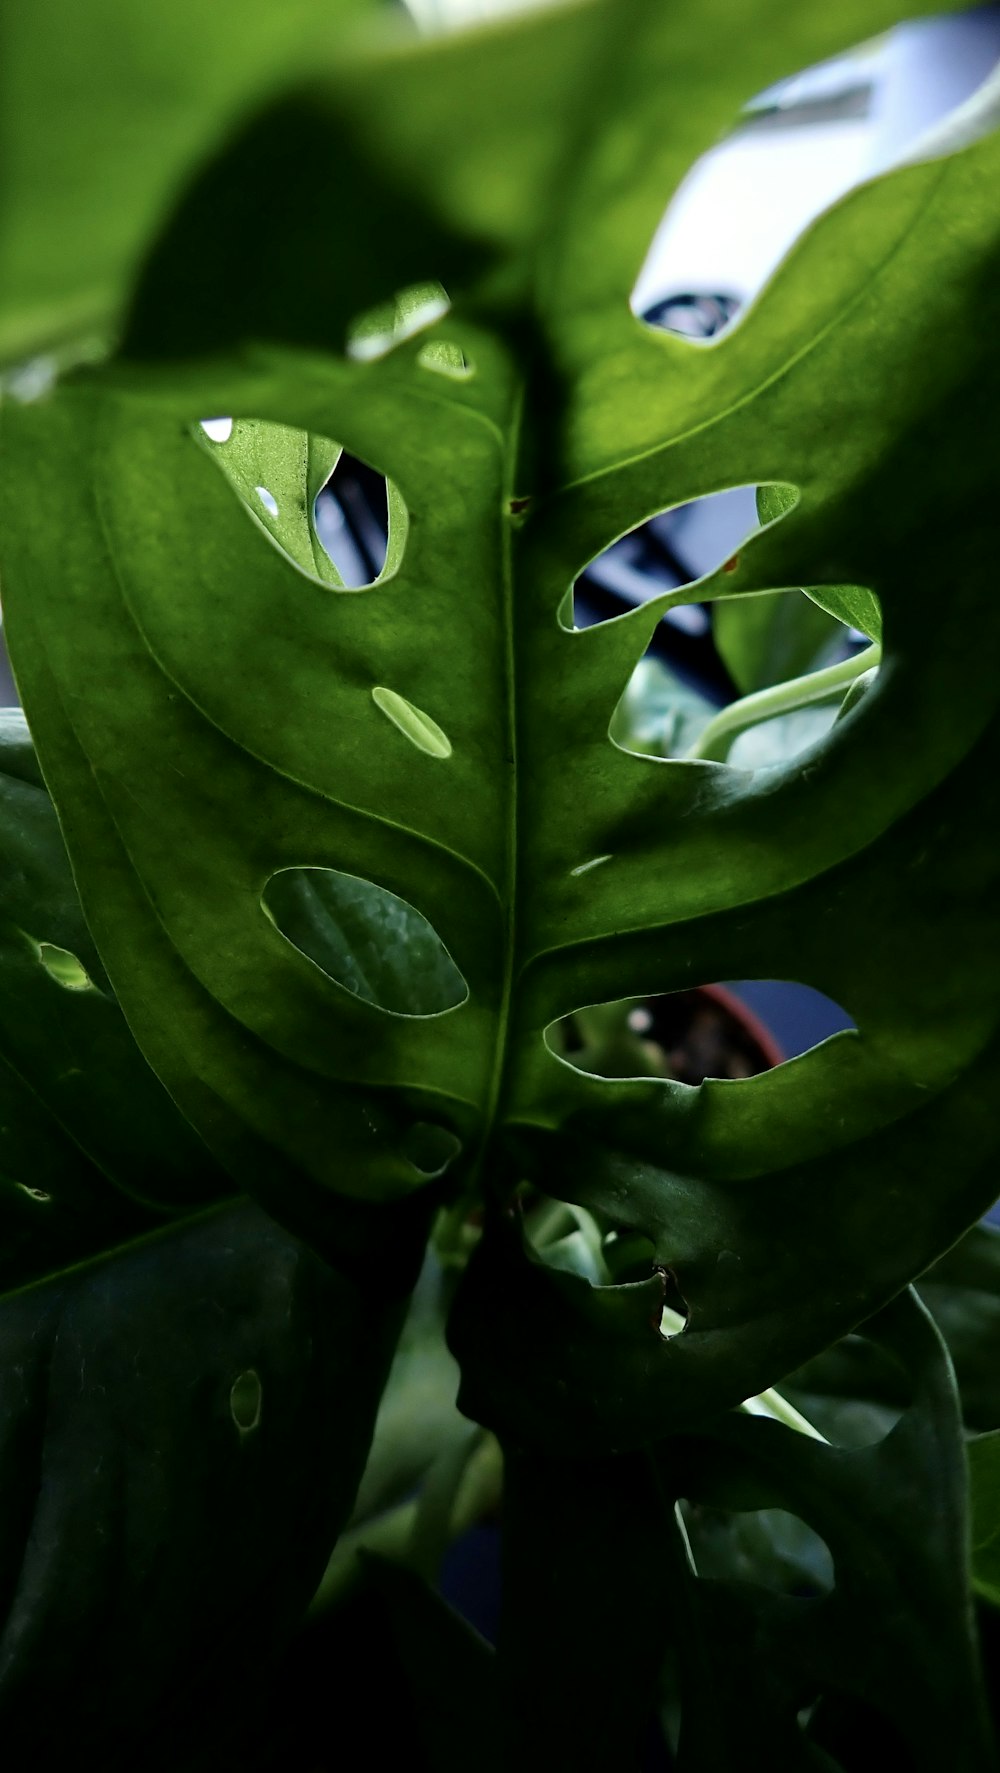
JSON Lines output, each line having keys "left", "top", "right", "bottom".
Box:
{"left": 372, "top": 686, "right": 452, "bottom": 758}
{"left": 230, "top": 1369, "right": 262, "bottom": 1434}
{"left": 200, "top": 416, "right": 233, "bottom": 443}
{"left": 16, "top": 1183, "right": 51, "bottom": 1203}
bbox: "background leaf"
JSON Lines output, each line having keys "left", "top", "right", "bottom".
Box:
{"left": 970, "top": 1433, "right": 1000, "bottom": 1611}
{"left": 0, "top": 0, "right": 371, "bottom": 366}
{"left": 0, "top": 1201, "right": 418, "bottom": 1768}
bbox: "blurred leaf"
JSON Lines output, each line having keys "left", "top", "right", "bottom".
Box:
{"left": 754, "top": 484, "right": 881, "bottom": 642}
{"left": 714, "top": 588, "right": 841, "bottom": 694}
{"left": 726, "top": 702, "right": 840, "bottom": 769}
{"left": 0, "top": 0, "right": 369, "bottom": 366}
{"left": 969, "top": 1432, "right": 1000, "bottom": 1610}
{"left": 610, "top": 654, "right": 715, "bottom": 757}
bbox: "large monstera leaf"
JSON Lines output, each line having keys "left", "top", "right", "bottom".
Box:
{"left": 1, "top": 0, "right": 999, "bottom": 1454}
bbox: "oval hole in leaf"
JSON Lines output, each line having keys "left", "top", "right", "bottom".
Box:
{"left": 402, "top": 1121, "right": 463, "bottom": 1178}
{"left": 230, "top": 1368, "right": 262, "bottom": 1434}
{"left": 314, "top": 451, "right": 402, "bottom": 588}
{"left": 262, "top": 868, "right": 467, "bottom": 1017}
{"left": 551, "top": 983, "right": 854, "bottom": 1082}
{"left": 199, "top": 417, "right": 406, "bottom": 591}
{"left": 572, "top": 483, "right": 760, "bottom": 634}
{"left": 16, "top": 1182, "right": 52, "bottom": 1203}
{"left": 417, "top": 338, "right": 474, "bottom": 380}
{"left": 681, "top": 1502, "right": 834, "bottom": 1598}
{"left": 346, "top": 279, "right": 451, "bottom": 362}
{"left": 372, "top": 686, "right": 452, "bottom": 759}
{"left": 36, "top": 941, "right": 95, "bottom": 992}
{"left": 608, "top": 568, "right": 880, "bottom": 769}
{"left": 200, "top": 416, "right": 233, "bottom": 443}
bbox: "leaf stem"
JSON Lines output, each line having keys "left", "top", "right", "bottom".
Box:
{"left": 686, "top": 643, "right": 881, "bottom": 763}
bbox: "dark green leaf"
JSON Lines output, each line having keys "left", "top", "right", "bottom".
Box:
{"left": 969, "top": 1432, "right": 1000, "bottom": 1610}
{"left": 498, "top": 1446, "right": 673, "bottom": 1773}
{"left": 0, "top": 711, "right": 231, "bottom": 1294}
{"left": 0, "top": 1201, "right": 417, "bottom": 1767}
{"left": 364, "top": 1556, "right": 500, "bottom": 1773}
{"left": 785, "top": 1224, "right": 1000, "bottom": 1437}
{"left": 657, "top": 1293, "right": 992, "bottom": 1772}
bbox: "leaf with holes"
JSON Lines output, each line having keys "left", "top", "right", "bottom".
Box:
{"left": 650, "top": 1293, "right": 994, "bottom": 1772}
{"left": 0, "top": 710, "right": 231, "bottom": 1294}
{"left": 1, "top": 0, "right": 999, "bottom": 1453}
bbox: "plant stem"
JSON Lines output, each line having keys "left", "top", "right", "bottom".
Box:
{"left": 686, "top": 643, "right": 881, "bottom": 763}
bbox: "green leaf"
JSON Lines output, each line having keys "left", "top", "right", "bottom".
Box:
{"left": 609, "top": 654, "right": 715, "bottom": 757}
{"left": 969, "top": 1432, "right": 1000, "bottom": 1610}
{"left": 784, "top": 1223, "right": 1000, "bottom": 1439}
{"left": 0, "top": 0, "right": 370, "bottom": 366}
{"left": 2, "top": 0, "right": 999, "bottom": 1443}
{"left": 656, "top": 1293, "right": 993, "bottom": 1771}
{"left": 714, "top": 585, "right": 842, "bottom": 695}
{"left": 752, "top": 483, "right": 882, "bottom": 643}
{"left": 498, "top": 1445, "right": 675, "bottom": 1772}
{"left": 0, "top": 1202, "right": 415, "bottom": 1767}
{"left": 0, "top": 710, "right": 233, "bottom": 1295}
{"left": 198, "top": 417, "right": 345, "bottom": 585}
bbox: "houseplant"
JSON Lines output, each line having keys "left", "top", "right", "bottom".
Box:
{"left": 1, "top": 0, "right": 999, "bottom": 1764}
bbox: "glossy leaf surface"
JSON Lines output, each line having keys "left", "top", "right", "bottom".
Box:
{"left": 1, "top": 0, "right": 998, "bottom": 1441}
